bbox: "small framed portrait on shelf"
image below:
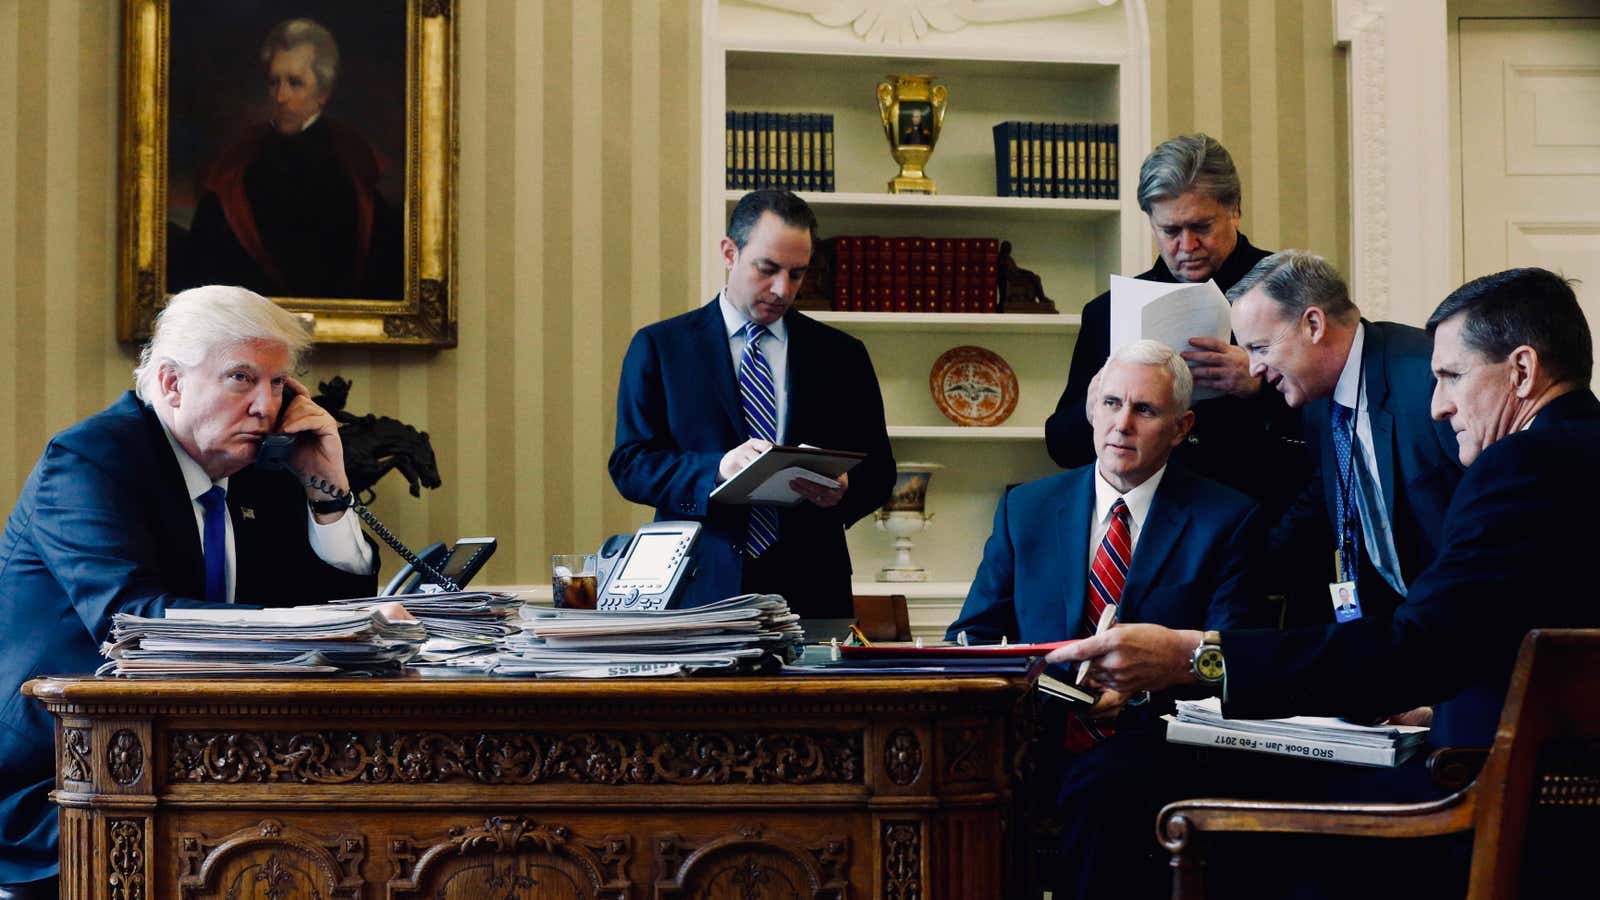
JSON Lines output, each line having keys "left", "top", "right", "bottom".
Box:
{"left": 897, "top": 101, "right": 934, "bottom": 147}
{"left": 117, "top": 0, "right": 459, "bottom": 346}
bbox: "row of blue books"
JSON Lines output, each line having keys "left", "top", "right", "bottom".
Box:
{"left": 725, "top": 111, "right": 836, "bottom": 192}
{"left": 992, "top": 121, "right": 1119, "bottom": 199}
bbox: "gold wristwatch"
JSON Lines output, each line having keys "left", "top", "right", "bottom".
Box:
{"left": 1189, "top": 630, "right": 1225, "bottom": 685}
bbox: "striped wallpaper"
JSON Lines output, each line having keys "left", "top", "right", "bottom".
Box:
{"left": 0, "top": 0, "right": 1345, "bottom": 587}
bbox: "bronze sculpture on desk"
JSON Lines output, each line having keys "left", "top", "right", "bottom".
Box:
{"left": 877, "top": 74, "right": 947, "bottom": 194}
{"left": 312, "top": 376, "right": 442, "bottom": 504}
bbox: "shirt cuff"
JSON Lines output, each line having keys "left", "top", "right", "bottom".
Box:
{"left": 306, "top": 507, "right": 376, "bottom": 575}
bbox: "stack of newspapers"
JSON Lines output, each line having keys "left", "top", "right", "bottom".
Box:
{"left": 329, "top": 591, "right": 523, "bottom": 668}
{"left": 1165, "top": 697, "right": 1430, "bottom": 768}
{"left": 98, "top": 606, "right": 427, "bottom": 677}
{"left": 496, "top": 593, "right": 803, "bottom": 677}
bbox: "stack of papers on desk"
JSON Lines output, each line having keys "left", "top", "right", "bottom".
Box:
{"left": 495, "top": 593, "right": 802, "bottom": 677}
{"left": 329, "top": 591, "right": 523, "bottom": 667}
{"left": 1165, "top": 697, "right": 1430, "bottom": 768}
{"left": 97, "top": 606, "right": 426, "bottom": 677}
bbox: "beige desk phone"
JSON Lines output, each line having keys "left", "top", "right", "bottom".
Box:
{"left": 594, "top": 521, "right": 701, "bottom": 610}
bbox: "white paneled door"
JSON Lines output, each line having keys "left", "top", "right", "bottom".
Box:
{"left": 1460, "top": 17, "right": 1600, "bottom": 388}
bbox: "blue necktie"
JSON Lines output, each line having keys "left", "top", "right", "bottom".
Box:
{"left": 198, "top": 485, "right": 228, "bottom": 604}
{"left": 1330, "top": 402, "right": 1360, "bottom": 581}
{"left": 739, "top": 321, "right": 779, "bottom": 557}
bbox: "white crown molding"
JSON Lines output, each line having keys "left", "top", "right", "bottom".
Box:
{"left": 741, "top": 0, "right": 1119, "bottom": 43}
{"left": 1335, "top": 0, "right": 1451, "bottom": 326}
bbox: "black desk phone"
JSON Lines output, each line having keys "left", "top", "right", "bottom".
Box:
{"left": 594, "top": 521, "right": 701, "bottom": 610}
{"left": 257, "top": 390, "right": 494, "bottom": 594}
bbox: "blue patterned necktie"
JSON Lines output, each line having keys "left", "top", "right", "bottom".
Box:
{"left": 198, "top": 485, "right": 228, "bottom": 603}
{"left": 739, "top": 321, "right": 779, "bottom": 557}
{"left": 1330, "top": 401, "right": 1360, "bottom": 581}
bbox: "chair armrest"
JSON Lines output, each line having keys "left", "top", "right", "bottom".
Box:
{"left": 1157, "top": 792, "right": 1477, "bottom": 900}
{"left": 1159, "top": 791, "right": 1476, "bottom": 847}
{"left": 1427, "top": 746, "right": 1489, "bottom": 794}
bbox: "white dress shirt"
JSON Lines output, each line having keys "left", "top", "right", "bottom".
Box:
{"left": 158, "top": 416, "right": 375, "bottom": 603}
{"left": 1331, "top": 322, "right": 1406, "bottom": 594}
{"left": 1090, "top": 463, "right": 1168, "bottom": 563}
{"left": 719, "top": 291, "right": 790, "bottom": 443}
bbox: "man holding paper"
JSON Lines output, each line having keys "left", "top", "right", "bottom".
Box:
{"left": 1048, "top": 267, "right": 1598, "bottom": 899}
{"left": 610, "top": 190, "right": 894, "bottom": 617}
{"left": 1045, "top": 134, "right": 1308, "bottom": 524}
{"left": 1228, "top": 250, "right": 1461, "bottom": 622}
{"left": 948, "top": 339, "right": 1269, "bottom": 900}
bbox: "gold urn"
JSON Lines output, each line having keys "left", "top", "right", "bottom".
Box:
{"left": 876, "top": 74, "right": 947, "bottom": 194}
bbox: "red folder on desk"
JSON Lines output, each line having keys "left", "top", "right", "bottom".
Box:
{"left": 838, "top": 639, "right": 1075, "bottom": 659}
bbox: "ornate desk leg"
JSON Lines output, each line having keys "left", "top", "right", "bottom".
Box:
{"left": 54, "top": 720, "right": 155, "bottom": 900}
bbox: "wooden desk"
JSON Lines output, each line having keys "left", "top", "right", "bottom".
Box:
{"left": 24, "top": 674, "right": 1031, "bottom": 899}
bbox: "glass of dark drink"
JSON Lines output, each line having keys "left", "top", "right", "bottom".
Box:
{"left": 551, "top": 553, "right": 598, "bottom": 609}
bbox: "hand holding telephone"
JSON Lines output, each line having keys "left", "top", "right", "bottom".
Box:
{"left": 256, "top": 385, "right": 489, "bottom": 593}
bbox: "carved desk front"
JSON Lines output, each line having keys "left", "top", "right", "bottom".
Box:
{"left": 23, "top": 674, "right": 1030, "bottom": 899}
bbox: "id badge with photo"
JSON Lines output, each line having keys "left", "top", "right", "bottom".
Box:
{"left": 1329, "top": 580, "right": 1363, "bottom": 623}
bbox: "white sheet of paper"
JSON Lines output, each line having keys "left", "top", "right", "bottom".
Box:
{"left": 1109, "top": 275, "right": 1233, "bottom": 402}
{"left": 746, "top": 466, "right": 840, "bottom": 505}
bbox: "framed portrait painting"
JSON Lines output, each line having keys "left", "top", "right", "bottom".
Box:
{"left": 117, "top": 0, "right": 458, "bottom": 346}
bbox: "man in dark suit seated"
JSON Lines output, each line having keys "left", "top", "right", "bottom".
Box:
{"left": 1229, "top": 250, "right": 1463, "bottom": 624}
{"left": 0, "top": 286, "right": 380, "bottom": 899}
{"left": 1051, "top": 267, "right": 1599, "bottom": 898}
{"left": 948, "top": 338, "right": 1270, "bottom": 900}
{"left": 609, "top": 190, "right": 895, "bottom": 617}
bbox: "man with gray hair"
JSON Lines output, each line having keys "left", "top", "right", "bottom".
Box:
{"left": 0, "top": 286, "right": 379, "bottom": 897}
{"left": 1229, "top": 250, "right": 1461, "bottom": 622}
{"left": 180, "top": 17, "right": 402, "bottom": 299}
{"left": 1046, "top": 134, "right": 1308, "bottom": 528}
{"left": 950, "top": 339, "right": 1269, "bottom": 900}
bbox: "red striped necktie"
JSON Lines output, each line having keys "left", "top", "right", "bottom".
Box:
{"left": 1087, "top": 498, "right": 1131, "bottom": 632}
{"left": 1065, "top": 497, "right": 1131, "bottom": 754}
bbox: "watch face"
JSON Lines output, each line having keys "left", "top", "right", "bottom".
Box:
{"left": 1195, "top": 646, "right": 1225, "bottom": 682}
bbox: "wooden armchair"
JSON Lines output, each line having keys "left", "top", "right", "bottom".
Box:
{"left": 1156, "top": 628, "right": 1600, "bottom": 900}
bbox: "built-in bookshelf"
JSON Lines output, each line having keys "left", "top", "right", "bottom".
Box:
{"left": 701, "top": 1, "right": 1152, "bottom": 628}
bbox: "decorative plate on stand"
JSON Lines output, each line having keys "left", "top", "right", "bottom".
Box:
{"left": 929, "top": 345, "right": 1018, "bottom": 426}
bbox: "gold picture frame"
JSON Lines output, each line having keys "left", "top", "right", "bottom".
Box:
{"left": 117, "top": 0, "right": 459, "bottom": 346}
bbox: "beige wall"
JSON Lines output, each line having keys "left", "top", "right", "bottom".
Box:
{"left": 1150, "top": 0, "right": 1350, "bottom": 271}
{"left": 0, "top": 0, "right": 1346, "bottom": 587}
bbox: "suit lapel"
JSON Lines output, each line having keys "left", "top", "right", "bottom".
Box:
{"left": 783, "top": 312, "right": 809, "bottom": 442}
{"left": 1120, "top": 472, "right": 1188, "bottom": 620}
{"left": 694, "top": 298, "right": 746, "bottom": 435}
{"left": 137, "top": 398, "right": 208, "bottom": 595}
{"left": 1053, "top": 468, "right": 1094, "bottom": 639}
{"left": 1362, "top": 322, "right": 1400, "bottom": 515}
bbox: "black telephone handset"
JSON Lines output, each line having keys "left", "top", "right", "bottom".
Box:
{"left": 256, "top": 387, "right": 487, "bottom": 593}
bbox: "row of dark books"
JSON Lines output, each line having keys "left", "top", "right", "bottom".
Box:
{"left": 828, "top": 236, "right": 1000, "bottom": 313}
{"left": 725, "top": 111, "right": 836, "bottom": 192}
{"left": 992, "top": 121, "right": 1119, "bottom": 199}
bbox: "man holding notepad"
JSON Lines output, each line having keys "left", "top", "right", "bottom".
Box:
{"left": 609, "top": 190, "right": 894, "bottom": 617}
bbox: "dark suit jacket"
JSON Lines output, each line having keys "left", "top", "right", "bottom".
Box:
{"left": 1273, "top": 320, "right": 1463, "bottom": 619}
{"left": 609, "top": 300, "right": 895, "bottom": 617}
{"left": 1226, "top": 389, "right": 1600, "bottom": 748}
{"left": 0, "top": 392, "right": 379, "bottom": 884}
{"left": 1044, "top": 235, "right": 1309, "bottom": 525}
{"left": 946, "top": 462, "right": 1269, "bottom": 645}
